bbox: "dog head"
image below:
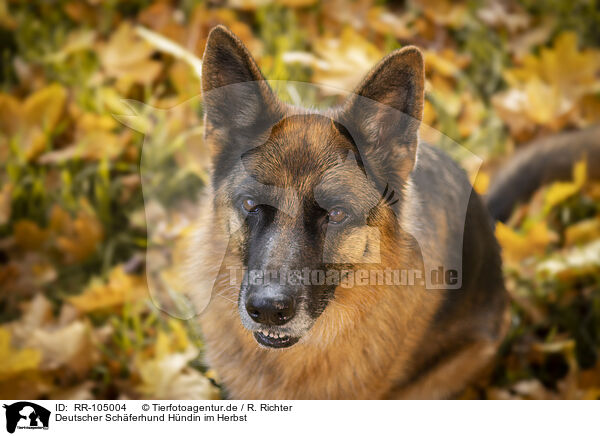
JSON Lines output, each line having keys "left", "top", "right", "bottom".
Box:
{"left": 200, "top": 25, "right": 424, "bottom": 348}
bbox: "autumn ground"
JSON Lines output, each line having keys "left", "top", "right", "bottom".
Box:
{"left": 0, "top": 0, "right": 599, "bottom": 400}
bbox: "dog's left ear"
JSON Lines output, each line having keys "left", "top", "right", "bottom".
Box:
{"left": 202, "top": 25, "right": 282, "bottom": 140}
{"left": 340, "top": 47, "right": 424, "bottom": 177}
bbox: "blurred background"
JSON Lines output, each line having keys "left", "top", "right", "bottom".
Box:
{"left": 0, "top": 0, "right": 599, "bottom": 400}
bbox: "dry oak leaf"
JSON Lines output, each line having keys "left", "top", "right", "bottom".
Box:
{"left": 97, "top": 22, "right": 162, "bottom": 93}
{"left": 135, "top": 339, "right": 219, "bottom": 400}
{"left": 51, "top": 204, "right": 104, "bottom": 264}
{"left": 25, "top": 321, "right": 98, "bottom": 377}
{"left": 493, "top": 32, "right": 600, "bottom": 139}
{"left": 0, "top": 84, "right": 67, "bottom": 161}
{"left": 8, "top": 294, "right": 101, "bottom": 377}
{"left": 68, "top": 266, "right": 148, "bottom": 313}
{"left": 13, "top": 220, "right": 50, "bottom": 252}
{"left": 15, "top": 203, "right": 104, "bottom": 263}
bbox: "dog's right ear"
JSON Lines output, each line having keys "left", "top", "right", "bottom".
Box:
{"left": 202, "top": 26, "right": 282, "bottom": 138}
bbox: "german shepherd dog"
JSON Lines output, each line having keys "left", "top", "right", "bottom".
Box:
{"left": 187, "top": 25, "right": 600, "bottom": 399}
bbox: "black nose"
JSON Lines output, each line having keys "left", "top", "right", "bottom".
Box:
{"left": 245, "top": 293, "right": 296, "bottom": 326}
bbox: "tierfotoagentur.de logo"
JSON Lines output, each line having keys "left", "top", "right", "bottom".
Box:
{"left": 2, "top": 402, "right": 50, "bottom": 434}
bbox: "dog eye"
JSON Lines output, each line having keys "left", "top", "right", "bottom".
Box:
{"left": 242, "top": 198, "right": 259, "bottom": 213}
{"left": 328, "top": 207, "right": 348, "bottom": 224}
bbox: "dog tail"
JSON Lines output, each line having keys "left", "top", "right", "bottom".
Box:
{"left": 485, "top": 125, "right": 600, "bottom": 223}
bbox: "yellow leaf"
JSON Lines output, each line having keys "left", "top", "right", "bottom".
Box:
{"left": 505, "top": 32, "right": 600, "bottom": 95}
{"left": 416, "top": 0, "right": 468, "bottom": 28}
{"left": 457, "top": 93, "right": 486, "bottom": 138}
{"left": 78, "top": 111, "right": 118, "bottom": 132}
{"left": 14, "top": 204, "right": 104, "bottom": 262}
{"left": 472, "top": 171, "right": 490, "bottom": 195}
{"left": 23, "top": 83, "right": 67, "bottom": 133}
{"left": 68, "top": 266, "right": 147, "bottom": 313}
{"left": 424, "top": 49, "right": 470, "bottom": 78}
{"left": 495, "top": 32, "right": 600, "bottom": 137}
{"left": 565, "top": 217, "right": 600, "bottom": 246}
{"left": 544, "top": 182, "right": 580, "bottom": 211}
{"left": 155, "top": 330, "right": 171, "bottom": 359}
{"left": 49, "top": 204, "right": 104, "bottom": 263}
{"left": 168, "top": 319, "right": 190, "bottom": 352}
{"left": 0, "top": 84, "right": 67, "bottom": 161}
{"left": 0, "top": 328, "right": 41, "bottom": 381}
{"left": 544, "top": 159, "right": 587, "bottom": 212}
{"left": 524, "top": 78, "right": 570, "bottom": 126}
{"left": 496, "top": 221, "right": 557, "bottom": 263}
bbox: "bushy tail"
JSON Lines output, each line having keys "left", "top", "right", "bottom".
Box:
{"left": 486, "top": 125, "right": 600, "bottom": 222}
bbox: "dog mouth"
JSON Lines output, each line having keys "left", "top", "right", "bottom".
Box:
{"left": 253, "top": 329, "right": 300, "bottom": 349}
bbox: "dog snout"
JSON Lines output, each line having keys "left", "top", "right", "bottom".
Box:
{"left": 245, "top": 291, "right": 296, "bottom": 326}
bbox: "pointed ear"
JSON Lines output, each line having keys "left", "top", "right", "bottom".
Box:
{"left": 340, "top": 47, "right": 424, "bottom": 176}
{"left": 202, "top": 26, "right": 282, "bottom": 135}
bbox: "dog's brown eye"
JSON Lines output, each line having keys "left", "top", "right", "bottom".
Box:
{"left": 242, "top": 198, "right": 258, "bottom": 213}
{"left": 328, "top": 208, "right": 348, "bottom": 224}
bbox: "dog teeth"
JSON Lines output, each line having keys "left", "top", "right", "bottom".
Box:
{"left": 258, "top": 329, "right": 287, "bottom": 340}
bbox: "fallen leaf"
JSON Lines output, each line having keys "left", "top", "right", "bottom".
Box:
{"left": 68, "top": 266, "right": 148, "bottom": 313}
{"left": 493, "top": 32, "right": 600, "bottom": 139}
{"left": 0, "top": 84, "right": 68, "bottom": 161}
{"left": 0, "top": 328, "right": 41, "bottom": 381}
{"left": 14, "top": 220, "right": 50, "bottom": 251}
{"left": 98, "top": 22, "right": 162, "bottom": 93}
{"left": 26, "top": 321, "right": 98, "bottom": 376}
{"left": 135, "top": 345, "right": 219, "bottom": 400}
{"left": 50, "top": 204, "right": 104, "bottom": 264}
{"left": 416, "top": 0, "right": 468, "bottom": 28}
{"left": 544, "top": 159, "right": 587, "bottom": 212}
{"left": 565, "top": 217, "right": 600, "bottom": 246}
{"left": 496, "top": 220, "right": 558, "bottom": 264}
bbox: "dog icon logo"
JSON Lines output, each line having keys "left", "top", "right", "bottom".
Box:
{"left": 3, "top": 402, "right": 50, "bottom": 434}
